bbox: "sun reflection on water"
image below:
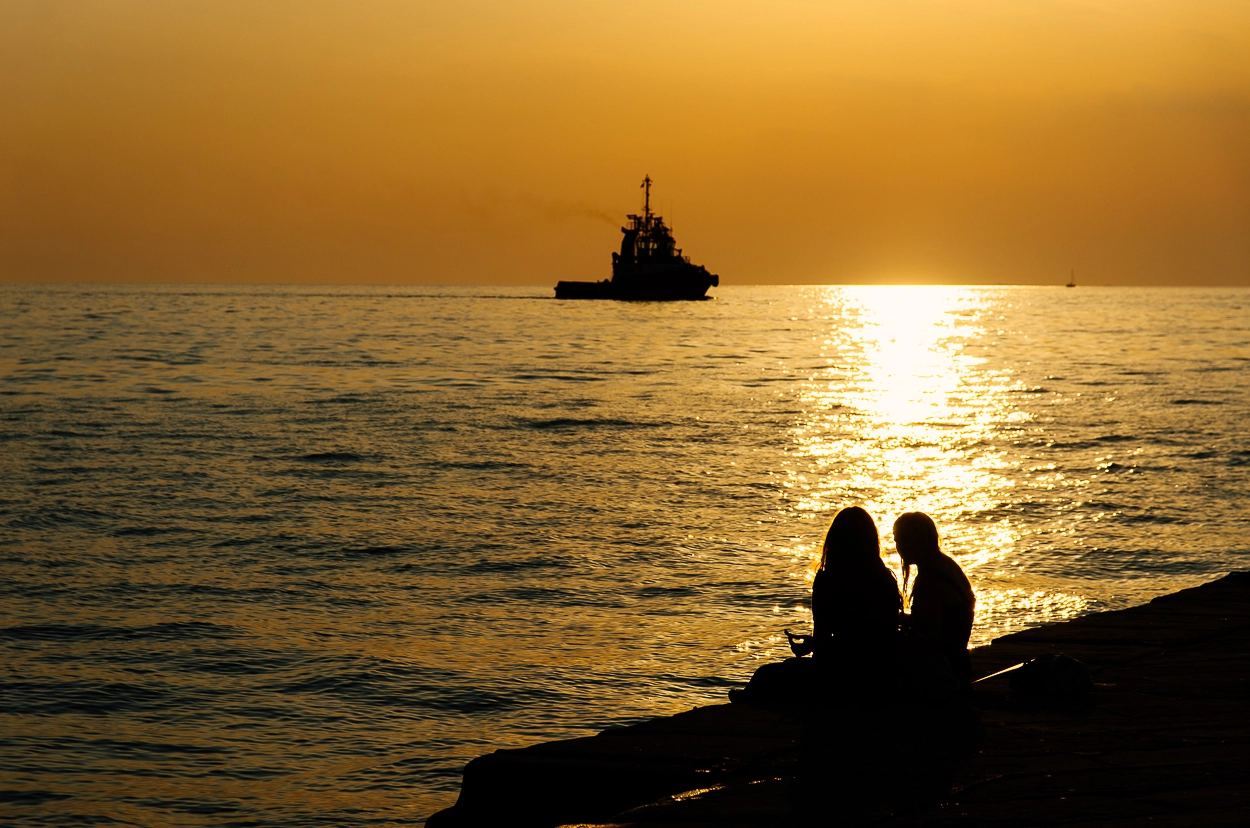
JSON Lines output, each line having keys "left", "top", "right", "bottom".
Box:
{"left": 780, "top": 286, "right": 1088, "bottom": 646}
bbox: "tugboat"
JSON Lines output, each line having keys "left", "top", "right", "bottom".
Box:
{"left": 555, "top": 176, "right": 719, "bottom": 300}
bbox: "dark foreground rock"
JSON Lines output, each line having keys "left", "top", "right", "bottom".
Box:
{"left": 425, "top": 703, "right": 805, "bottom": 828}
{"left": 428, "top": 571, "right": 1250, "bottom": 827}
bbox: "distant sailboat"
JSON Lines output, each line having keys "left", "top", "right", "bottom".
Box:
{"left": 1066, "top": 269, "right": 1076, "bottom": 288}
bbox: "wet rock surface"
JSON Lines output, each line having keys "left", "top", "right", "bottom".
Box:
{"left": 428, "top": 571, "right": 1250, "bottom": 827}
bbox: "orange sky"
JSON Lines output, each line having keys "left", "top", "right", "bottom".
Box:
{"left": 2, "top": 1, "right": 1248, "bottom": 285}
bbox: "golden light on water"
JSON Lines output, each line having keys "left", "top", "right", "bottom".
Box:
{"left": 774, "top": 286, "right": 1089, "bottom": 648}
{"left": 2, "top": 282, "right": 1242, "bottom": 823}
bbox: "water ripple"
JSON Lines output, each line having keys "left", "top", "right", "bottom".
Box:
{"left": 0, "top": 284, "right": 1247, "bottom": 824}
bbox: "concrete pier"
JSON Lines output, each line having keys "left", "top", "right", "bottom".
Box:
{"left": 428, "top": 571, "right": 1250, "bottom": 827}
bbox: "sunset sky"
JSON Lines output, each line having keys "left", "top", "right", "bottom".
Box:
{"left": 3, "top": 1, "right": 1248, "bottom": 285}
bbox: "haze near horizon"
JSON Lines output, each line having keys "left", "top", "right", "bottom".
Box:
{"left": 2, "top": 1, "right": 1248, "bottom": 286}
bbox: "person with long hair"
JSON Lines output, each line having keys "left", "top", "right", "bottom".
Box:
{"left": 788, "top": 506, "right": 902, "bottom": 668}
{"left": 894, "top": 512, "right": 975, "bottom": 688}
{"left": 733, "top": 507, "right": 903, "bottom": 705}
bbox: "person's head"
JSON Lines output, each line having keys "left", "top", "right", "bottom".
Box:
{"left": 893, "top": 511, "right": 941, "bottom": 590}
{"left": 819, "top": 506, "right": 881, "bottom": 571}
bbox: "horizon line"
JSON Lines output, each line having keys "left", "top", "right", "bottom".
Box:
{"left": 3, "top": 280, "right": 1248, "bottom": 289}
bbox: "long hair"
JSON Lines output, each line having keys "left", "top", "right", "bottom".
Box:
{"left": 818, "top": 506, "right": 881, "bottom": 572}
{"left": 894, "top": 511, "right": 940, "bottom": 593}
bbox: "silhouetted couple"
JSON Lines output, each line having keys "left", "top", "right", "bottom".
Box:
{"left": 736, "top": 506, "right": 975, "bottom": 705}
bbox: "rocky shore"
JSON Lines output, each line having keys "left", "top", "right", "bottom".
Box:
{"left": 427, "top": 571, "right": 1250, "bottom": 826}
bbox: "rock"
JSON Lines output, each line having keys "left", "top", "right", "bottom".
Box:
{"left": 426, "top": 703, "right": 801, "bottom": 827}
{"left": 429, "top": 571, "right": 1250, "bottom": 827}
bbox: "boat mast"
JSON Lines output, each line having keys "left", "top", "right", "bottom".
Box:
{"left": 642, "top": 175, "right": 652, "bottom": 226}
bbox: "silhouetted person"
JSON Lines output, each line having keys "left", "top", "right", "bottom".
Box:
{"left": 788, "top": 506, "right": 903, "bottom": 696}
{"left": 777, "top": 508, "right": 905, "bottom": 819}
{"left": 894, "top": 512, "right": 975, "bottom": 689}
{"left": 733, "top": 507, "right": 902, "bottom": 706}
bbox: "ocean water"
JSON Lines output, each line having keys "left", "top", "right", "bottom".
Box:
{"left": 1, "top": 283, "right": 1247, "bottom": 825}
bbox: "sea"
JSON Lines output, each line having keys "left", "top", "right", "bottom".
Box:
{"left": 1, "top": 283, "right": 1247, "bottom": 826}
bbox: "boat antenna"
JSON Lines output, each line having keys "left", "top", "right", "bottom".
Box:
{"left": 642, "top": 175, "right": 652, "bottom": 224}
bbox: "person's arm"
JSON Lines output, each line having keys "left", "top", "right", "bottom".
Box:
{"left": 802, "top": 569, "right": 837, "bottom": 655}
{"left": 911, "top": 570, "right": 957, "bottom": 635}
{"left": 811, "top": 569, "right": 830, "bottom": 640}
{"left": 784, "top": 570, "right": 829, "bottom": 656}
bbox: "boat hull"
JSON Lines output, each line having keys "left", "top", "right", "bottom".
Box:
{"left": 555, "top": 267, "right": 718, "bottom": 301}
{"left": 554, "top": 280, "right": 616, "bottom": 300}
